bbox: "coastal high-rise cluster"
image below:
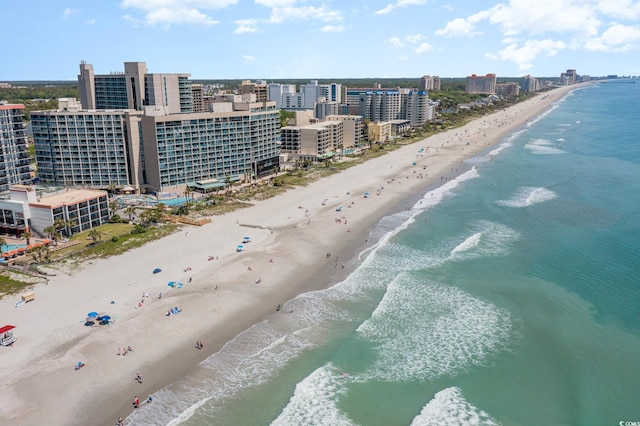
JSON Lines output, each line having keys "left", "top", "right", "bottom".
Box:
{"left": 32, "top": 61, "right": 281, "bottom": 195}
{"left": 0, "top": 61, "right": 582, "bottom": 238}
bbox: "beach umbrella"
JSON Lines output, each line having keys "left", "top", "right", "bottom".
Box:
{"left": 100, "top": 315, "right": 111, "bottom": 321}
{"left": 237, "top": 245, "right": 244, "bottom": 251}
{"left": 87, "top": 312, "right": 98, "bottom": 318}
{"left": 152, "top": 268, "right": 162, "bottom": 274}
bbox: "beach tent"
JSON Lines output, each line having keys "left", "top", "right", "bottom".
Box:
{"left": 152, "top": 268, "right": 162, "bottom": 274}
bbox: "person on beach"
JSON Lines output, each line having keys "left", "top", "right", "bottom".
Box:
{"left": 117, "top": 416, "right": 124, "bottom": 425}
{"left": 147, "top": 395, "right": 153, "bottom": 404}
{"left": 136, "top": 371, "right": 142, "bottom": 383}
{"left": 133, "top": 396, "right": 139, "bottom": 408}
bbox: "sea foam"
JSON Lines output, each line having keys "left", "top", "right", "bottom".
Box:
{"left": 356, "top": 275, "right": 514, "bottom": 382}
{"left": 271, "top": 364, "right": 354, "bottom": 426}
{"left": 410, "top": 387, "right": 499, "bottom": 426}
{"left": 497, "top": 187, "right": 557, "bottom": 208}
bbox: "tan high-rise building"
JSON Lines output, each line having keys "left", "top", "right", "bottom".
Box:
{"left": 465, "top": 74, "right": 497, "bottom": 94}
{"left": 420, "top": 75, "right": 441, "bottom": 91}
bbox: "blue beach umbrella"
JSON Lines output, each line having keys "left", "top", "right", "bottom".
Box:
{"left": 237, "top": 245, "right": 244, "bottom": 251}
{"left": 87, "top": 312, "right": 98, "bottom": 318}
{"left": 152, "top": 268, "right": 162, "bottom": 274}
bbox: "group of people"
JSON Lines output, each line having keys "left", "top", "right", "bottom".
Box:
{"left": 165, "top": 306, "right": 182, "bottom": 316}
{"left": 118, "top": 346, "right": 134, "bottom": 356}
{"left": 195, "top": 340, "right": 204, "bottom": 349}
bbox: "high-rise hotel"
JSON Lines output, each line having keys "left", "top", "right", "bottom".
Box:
{"left": 0, "top": 102, "right": 31, "bottom": 193}
{"left": 465, "top": 74, "right": 497, "bottom": 94}
{"left": 32, "top": 62, "right": 280, "bottom": 194}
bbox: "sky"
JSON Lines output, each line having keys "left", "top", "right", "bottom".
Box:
{"left": 3, "top": 0, "right": 640, "bottom": 81}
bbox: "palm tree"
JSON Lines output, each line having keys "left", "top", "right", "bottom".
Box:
{"left": 224, "top": 175, "right": 232, "bottom": 197}
{"left": 31, "top": 244, "right": 45, "bottom": 263}
{"left": 88, "top": 229, "right": 102, "bottom": 244}
{"left": 21, "top": 231, "right": 32, "bottom": 246}
{"left": 108, "top": 201, "right": 119, "bottom": 218}
{"left": 184, "top": 186, "right": 194, "bottom": 207}
{"left": 124, "top": 206, "right": 136, "bottom": 221}
{"left": 44, "top": 225, "right": 58, "bottom": 242}
{"left": 65, "top": 219, "right": 78, "bottom": 236}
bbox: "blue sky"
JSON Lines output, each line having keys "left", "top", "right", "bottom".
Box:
{"left": 3, "top": 0, "right": 640, "bottom": 81}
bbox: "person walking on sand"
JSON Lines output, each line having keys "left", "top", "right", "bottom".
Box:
{"left": 118, "top": 417, "right": 124, "bottom": 426}
{"left": 136, "top": 371, "right": 142, "bottom": 383}
{"left": 134, "top": 396, "right": 140, "bottom": 408}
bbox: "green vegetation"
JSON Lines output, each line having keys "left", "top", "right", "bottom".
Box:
{"left": 0, "top": 83, "right": 79, "bottom": 120}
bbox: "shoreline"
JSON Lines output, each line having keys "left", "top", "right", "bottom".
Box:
{"left": 0, "top": 84, "right": 581, "bottom": 425}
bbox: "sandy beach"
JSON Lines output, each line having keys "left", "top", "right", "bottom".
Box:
{"left": 0, "top": 85, "right": 577, "bottom": 425}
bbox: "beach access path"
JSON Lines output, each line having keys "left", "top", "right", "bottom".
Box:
{"left": 0, "top": 84, "right": 578, "bottom": 426}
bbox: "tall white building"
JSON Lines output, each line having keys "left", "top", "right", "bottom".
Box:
{"left": 0, "top": 102, "right": 31, "bottom": 193}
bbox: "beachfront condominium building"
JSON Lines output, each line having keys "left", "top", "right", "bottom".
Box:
{"left": 0, "top": 102, "right": 32, "bottom": 193}
{"left": 141, "top": 101, "right": 280, "bottom": 193}
{"left": 280, "top": 121, "right": 343, "bottom": 160}
{"left": 325, "top": 115, "right": 362, "bottom": 148}
{"left": 495, "top": 82, "right": 520, "bottom": 96}
{"left": 465, "top": 74, "right": 497, "bottom": 94}
{"left": 78, "top": 61, "right": 192, "bottom": 113}
{"left": 420, "top": 75, "right": 441, "bottom": 91}
{"left": 355, "top": 89, "right": 432, "bottom": 127}
{"left": 367, "top": 121, "right": 392, "bottom": 143}
{"left": 403, "top": 91, "right": 436, "bottom": 127}
{"left": 29, "top": 188, "right": 110, "bottom": 236}
{"left": 267, "top": 81, "right": 342, "bottom": 111}
{"left": 31, "top": 98, "right": 145, "bottom": 191}
{"left": 521, "top": 75, "right": 541, "bottom": 93}
{"left": 560, "top": 69, "right": 578, "bottom": 85}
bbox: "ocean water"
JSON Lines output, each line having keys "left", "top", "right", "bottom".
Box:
{"left": 128, "top": 81, "right": 640, "bottom": 426}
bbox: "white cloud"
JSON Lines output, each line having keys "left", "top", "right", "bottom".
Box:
{"left": 487, "top": 39, "right": 567, "bottom": 70}
{"left": 405, "top": 33, "right": 425, "bottom": 44}
{"left": 321, "top": 25, "right": 345, "bottom": 33}
{"left": 435, "top": 17, "right": 482, "bottom": 37}
{"left": 594, "top": 0, "right": 640, "bottom": 20}
{"left": 120, "top": 0, "right": 236, "bottom": 26}
{"left": 375, "top": 0, "right": 428, "bottom": 15}
{"left": 415, "top": 42, "right": 433, "bottom": 53}
{"left": 63, "top": 8, "right": 78, "bottom": 20}
{"left": 265, "top": 5, "right": 342, "bottom": 24}
{"left": 386, "top": 37, "right": 405, "bottom": 48}
{"left": 243, "top": 55, "right": 257, "bottom": 64}
{"left": 87, "top": 19, "right": 96, "bottom": 25}
{"left": 234, "top": 19, "right": 261, "bottom": 34}
{"left": 584, "top": 24, "right": 640, "bottom": 52}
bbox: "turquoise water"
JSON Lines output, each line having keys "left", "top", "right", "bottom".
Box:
{"left": 158, "top": 197, "right": 190, "bottom": 207}
{"left": 128, "top": 81, "right": 640, "bottom": 425}
{"left": 1, "top": 244, "right": 27, "bottom": 253}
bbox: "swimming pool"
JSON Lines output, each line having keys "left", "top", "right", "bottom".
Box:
{"left": 158, "top": 197, "right": 191, "bottom": 207}
{"left": 1, "top": 244, "right": 27, "bottom": 253}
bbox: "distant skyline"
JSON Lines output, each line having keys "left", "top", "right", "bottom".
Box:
{"left": 3, "top": 0, "right": 640, "bottom": 81}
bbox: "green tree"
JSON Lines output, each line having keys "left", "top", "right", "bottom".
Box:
{"left": 108, "top": 201, "right": 119, "bottom": 217}
{"left": 124, "top": 206, "right": 136, "bottom": 221}
{"left": 88, "top": 229, "right": 102, "bottom": 243}
{"left": 21, "top": 231, "right": 32, "bottom": 246}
